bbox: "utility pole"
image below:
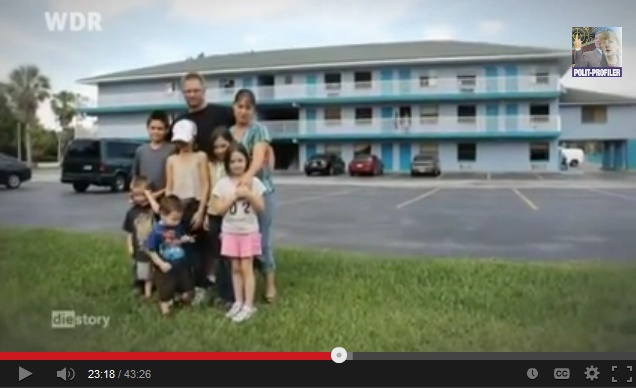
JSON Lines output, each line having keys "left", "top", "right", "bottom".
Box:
{"left": 16, "top": 122, "right": 22, "bottom": 161}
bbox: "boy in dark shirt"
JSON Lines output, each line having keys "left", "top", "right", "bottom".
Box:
{"left": 122, "top": 176, "right": 156, "bottom": 298}
{"left": 146, "top": 195, "right": 195, "bottom": 316}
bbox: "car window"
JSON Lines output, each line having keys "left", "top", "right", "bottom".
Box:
{"left": 105, "top": 141, "right": 139, "bottom": 159}
{"left": 65, "top": 140, "right": 101, "bottom": 159}
{"left": 353, "top": 154, "right": 372, "bottom": 161}
{"left": 309, "top": 154, "right": 327, "bottom": 161}
{"left": 414, "top": 155, "right": 434, "bottom": 161}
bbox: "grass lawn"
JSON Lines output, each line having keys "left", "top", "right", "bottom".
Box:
{"left": 0, "top": 228, "right": 635, "bottom": 352}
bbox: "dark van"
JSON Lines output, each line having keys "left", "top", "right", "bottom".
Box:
{"left": 61, "top": 138, "right": 146, "bottom": 193}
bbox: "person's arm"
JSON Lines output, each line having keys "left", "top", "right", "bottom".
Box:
{"left": 144, "top": 190, "right": 160, "bottom": 214}
{"left": 196, "top": 152, "right": 210, "bottom": 215}
{"left": 243, "top": 123, "right": 271, "bottom": 180}
{"left": 122, "top": 210, "right": 134, "bottom": 255}
{"left": 211, "top": 180, "right": 236, "bottom": 215}
{"left": 573, "top": 49, "right": 588, "bottom": 67}
{"left": 165, "top": 156, "right": 174, "bottom": 196}
{"left": 268, "top": 145, "right": 275, "bottom": 170}
{"left": 244, "top": 178, "right": 266, "bottom": 213}
{"left": 144, "top": 230, "right": 170, "bottom": 270}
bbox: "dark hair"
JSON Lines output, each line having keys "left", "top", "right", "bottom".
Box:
{"left": 146, "top": 110, "right": 170, "bottom": 129}
{"left": 223, "top": 143, "right": 251, "bottom": 176}
{"left": 234, "top": 89, "right": 257, "bottom": 106}
{"left": 159, "top": 195, "right": 184, "bottom": 215}
{"left": 208, "top": 126, "right": 235, "bottom": 162}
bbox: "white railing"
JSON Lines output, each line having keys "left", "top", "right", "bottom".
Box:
{"left": 86, "top": 74, "right": 561, "bottom": 108}
{"left": 93, "top": 116, "right": 559, "bottom": 138}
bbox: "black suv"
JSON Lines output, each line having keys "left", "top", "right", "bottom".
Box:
{"left": 304, "top": 153, "right": 346, "bottom": 176}
{"left": 61, "top": 138, "right": 146, "bottom": 193}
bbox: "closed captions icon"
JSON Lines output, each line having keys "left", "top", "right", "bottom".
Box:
{"left": 554, "top": 368, "right": 570, "bottom": 380}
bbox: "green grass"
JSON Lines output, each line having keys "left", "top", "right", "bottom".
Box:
{"left": 0, "top": 228, "right": 635, "bottom": 352}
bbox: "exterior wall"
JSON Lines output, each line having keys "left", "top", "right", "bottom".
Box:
{"left": 96, "top": 113, "right": 150, "bottom": 138}
{"left": 560, "top": 105, "right": 636, "bottom": 140}
{"left": 299, "top": 139, "right": 560, "bottom": 173}
{"left": 91, "top": 61, "right": 562, "bottom": 111}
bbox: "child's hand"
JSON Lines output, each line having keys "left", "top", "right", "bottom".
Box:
{"left": 127, "top": 245, "right": 134, "bottom": 256}
{"left": 180, "top": 235, "right": 194, "bottom": 243}
{"left": 236, "top": 184, "right": 250, "bottom": 198}
{"left": 159, "top": 261, "right": 172, "bottom": 273}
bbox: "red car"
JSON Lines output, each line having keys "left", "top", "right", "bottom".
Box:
{"left": 348, "top": 154, "right": 384, "bottom": 176}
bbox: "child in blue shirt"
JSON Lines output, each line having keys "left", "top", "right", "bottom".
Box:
{"left": 146, "top": 195, "right": 195, "bottom": 316}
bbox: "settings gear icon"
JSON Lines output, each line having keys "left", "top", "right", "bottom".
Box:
{"left": 585, "top": 365, "right": 600, "bottom": 381}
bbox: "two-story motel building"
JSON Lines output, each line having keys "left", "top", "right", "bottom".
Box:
{"left": 78, "top": 40, "right": 636, "bottom": 172}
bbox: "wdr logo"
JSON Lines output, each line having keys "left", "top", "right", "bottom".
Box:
{"left": 44, "top": 12, "right": 102, "bottom": 32}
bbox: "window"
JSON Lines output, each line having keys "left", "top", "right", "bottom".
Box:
{"left": 419, "top": 75, "right": 437, "bottom": 88}
{"left": 354, "top": 144, "right": 372, "bottom": 157}
{"left": 283, "top": 75, "right": 293, "bottom": 84}
{"left": 530, "top": 104, "right": 550, "bottom": 122}
{"left": 457, "top": 143, "right": 476, "bottom": 162}
{"left": 324, "top": 107, "right": 342, "bottom": 125}
{"left": 219, "top": 78, "right": 235, "bottom": 94}
{"left": 457, "top": 75, "right": 476, "bottom": 88}
{"left": 324, "top": 144, "right": 342, "bottom": 157}
{"left": 581, "top": 105, "right": 608, "bottom": 123}
{"left": 355, "top": 107, "right": 373, "bottom": 125}
{"left": 419, "top": 105, "right": 439, "bottom": 124}
{"left": 457, "top": 105, "right": 476, "bottom": 123}
{"left": 529, "top": 142, "right": 550, "bottom": 161}
{"left": 105, "top": 141, "right": 138, "bottom": 159}
{"left": 535, "top": 72, "right": 550, "bottom": 85}
{"left": 166, "top": 82, "right": 176, "bottom": 93}
{"left": 354, "top": 71, "right": 372, "bottom": 89}
{"left": 324, "top": 73, "right": 341, "bottom": 90}
{"left": 65, "top": 140, "right": 101, "bottom": 159}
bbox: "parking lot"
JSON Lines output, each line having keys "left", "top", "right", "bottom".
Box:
{"left": 2, "top": 178, "right": 636, "bottom": 262}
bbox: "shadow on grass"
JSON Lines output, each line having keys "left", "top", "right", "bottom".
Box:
{"left": 0, "top": 228, "right": 635, "bottom": 351}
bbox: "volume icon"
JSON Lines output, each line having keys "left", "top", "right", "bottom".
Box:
{"left": 56, "top": 367, "right": 75, "bottom": 381}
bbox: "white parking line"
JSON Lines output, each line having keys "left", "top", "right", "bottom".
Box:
{"left": 534, "top": 173, "right": 544, "bottom": 180}
{"left": 511, "top": 188, "right": 538, "bottom": 210}
{"left": 588, "top": 188, "right": 636, "bottom": 201}
{"left": 277, "top": 189, "right": 355, "bottom": 205}
{"left": 395, "top": 188, "right": 442, "bottom": 209}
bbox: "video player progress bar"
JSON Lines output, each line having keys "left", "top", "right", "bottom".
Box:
{"left": 341, "top": 352, "right": 636, "bottom": 361}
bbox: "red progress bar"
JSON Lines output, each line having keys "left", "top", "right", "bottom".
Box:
{"left": 0, "top": 352, "right": 331, "bottom": 361}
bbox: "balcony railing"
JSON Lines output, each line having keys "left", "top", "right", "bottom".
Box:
{"left": 95, "top": 116, "right": 559, "bottom": 139}
{"left": 86, "top": 74, "right": 561, "bottom": 109}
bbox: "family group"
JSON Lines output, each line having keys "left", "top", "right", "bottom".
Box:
{"left": 122, "top": 72, "right": 277, "bottom": 322}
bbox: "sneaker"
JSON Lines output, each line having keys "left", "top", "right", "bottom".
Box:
{"left": 225, "top": 302, "right": 243, "bottom": 318}
{"left": 232, "top": 305, "right": 256, "bottom": 323}
{"left": 192, "top": 287, "right": 206, "bottom": 306}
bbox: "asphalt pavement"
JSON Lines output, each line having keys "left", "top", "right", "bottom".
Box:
{"left": 2, "top": 179, "right": 636, "bottom": 261}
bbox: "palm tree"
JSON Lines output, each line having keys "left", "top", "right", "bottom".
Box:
{"left": 51, "top": 90, "right": 80, "bottom": 160}
{"left": 6, "top": 65, "right": 51, "bottom": 166}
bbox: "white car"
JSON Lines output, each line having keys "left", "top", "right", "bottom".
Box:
{"left": 559, "top": 147, "right": 585, "bottom": 167}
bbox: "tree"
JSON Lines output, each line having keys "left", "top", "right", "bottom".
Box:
{"left": 0, "top": 92, "right": 20, "bottom": 157}
{"left": 51, "top": 90, "right": 80, "bottom": 160}
{"left": 6, "top": 65, "right": 51, "bottom": 166}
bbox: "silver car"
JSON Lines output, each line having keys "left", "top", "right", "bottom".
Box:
{"left": 410, "top": 154, "right": 441, "bottom": 176}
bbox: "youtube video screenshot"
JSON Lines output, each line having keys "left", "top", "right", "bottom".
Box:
{"left": 0, "top": 0, "right": 634, "bottom": 386}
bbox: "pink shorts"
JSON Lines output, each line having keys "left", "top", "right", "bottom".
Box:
{"left": 221, "top": 232, "right": 262, "bottom": 258}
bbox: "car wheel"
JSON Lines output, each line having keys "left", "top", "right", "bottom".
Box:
{"left": 73, "top": 182, "right": 89, "bottom": 193}
{"left": 111, "top": 174, "right": 127, "bottom": 192}
{"left": 569, "top": 160, "right": 579, "bottom": 167}
{"left": 6, "top": 174, "right": 21, "bottom": 189}
{"left": 328, "top": 166, "right": 334, "bottom": 176}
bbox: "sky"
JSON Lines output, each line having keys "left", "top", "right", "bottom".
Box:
{"left": 0, "top": 0, "right": 633, "bottom": 130}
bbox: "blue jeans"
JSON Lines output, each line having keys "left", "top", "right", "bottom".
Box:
{"left": 257, "top": 191, "right": 276, "bottom": 273}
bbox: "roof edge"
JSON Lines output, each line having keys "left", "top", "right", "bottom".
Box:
{"left": 79, "top": 52, "right": 569, "bottom": 85}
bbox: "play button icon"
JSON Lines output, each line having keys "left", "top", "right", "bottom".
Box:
{"left": 18, "top": 367, "right": 33, "bottom": 381}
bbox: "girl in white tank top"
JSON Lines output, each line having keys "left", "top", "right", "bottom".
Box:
{"left": 165, "top": 119, "right": 210, "bottom": 231}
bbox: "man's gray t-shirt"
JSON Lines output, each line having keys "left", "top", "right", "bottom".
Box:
{"left": 131, "top": 143, "right": 174, "bottom": 191}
